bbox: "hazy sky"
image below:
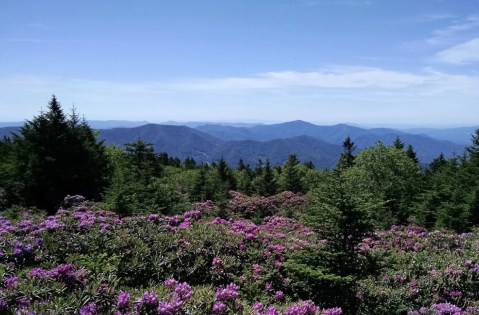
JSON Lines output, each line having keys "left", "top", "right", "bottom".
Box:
{"left": 1, "top": 0, "right": 479, "bottom": 126}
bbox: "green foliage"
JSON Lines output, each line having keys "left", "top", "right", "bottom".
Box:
{"left": 285, "top": 169, "right": 379, "bottom": 312}
{"left": 415, "top": 156, "right": 477, "bottom": 232}
{"left": 348, "top": 142, "right": 424, "bottom": 227}
{"left": 253, "top": 159, "right": 279, "bottom": 197}
{"left": 306, "top": 170, "right": 378, "bottom": 256}
{"left": 191, "top": 165, "right": 226, "bottom": 203}
{"left": 337, "top": 136, "right": 356, "bottom": 170}
{"left": 284, "top": 248, "right": 356, "bottom": 310}
{"left": 103, "top": 140, "right": 190, "bottom": 216}
{"left": 279, "top": 155, "right": 306, "bottom": 194}
{"left": 4, "top": 96, "right": 109, "bottom": 213}
{"left": 356, "top": 226, "right": 479, "bottom": 314}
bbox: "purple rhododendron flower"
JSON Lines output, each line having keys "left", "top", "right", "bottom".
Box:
{"left": 3, "top": 276, "right": 19, "bottom": 288}
{"left": 79, "top": 303, "right": 97, "bottom": 315}
{"left": 29, "top": 268, "right": 49, "bottom": 279}
{"left": 253, "top": 302, "right": 263, "bottom": 311}
{"left": 141, "top": 291, "right": 159, "bottom": 308}
{"left": 158, "top": 301, "right": 176, "bottom": 315}
{"left": 275, "top": 291, "right": 284, "bottom": 301}
{"left": 0, "top": 299, "right": 7, "bottom": 311}
{"left": 322, "top": 307, "right": 343, "bottom": 315}
{"left": 212, "top": 301, "right": 227, "bottom": 314}
{"left": 163, "top": 278, "right": 178, "bottom": 288}
{"left": 431, "top": 303, "right": 462, "bottom": 315}
{"left": 213, "top": 257, "right": 223, "bottom": 268}
{"left": 117, "top": 291, "right": 130, "bottom": 310}
{"left": 215, "top": 283, "right": 240, "bottom": 301}
{"left": 174, "top": 282, "right": 193, "bottom": 301}
{"left": 284, "top": 300, "right": 319, "bottom": 315}
{"left": 264, "top": 306, "right": 282, "bottom": 315}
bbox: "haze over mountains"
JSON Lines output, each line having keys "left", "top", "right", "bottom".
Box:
{"left": 0, "top": 120, "right": 472, "bottom": 169}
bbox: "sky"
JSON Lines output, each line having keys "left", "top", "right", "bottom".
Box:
{"left": 1, "top": 0, "right": 479, "bottom": 127}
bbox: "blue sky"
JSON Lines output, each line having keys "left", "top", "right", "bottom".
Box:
{"left": 1, "top": 0, "right": 479, "bottom": 126}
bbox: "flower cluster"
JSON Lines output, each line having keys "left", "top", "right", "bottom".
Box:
{"left": 0, "top": 203, "right": 345, "bottom": 314}
{"left": 408, "top": 302, "right": 479, "bottom": 315}
{"left": 212, "top": 283, "right": 241, "bottom": 314}
{"left": 29, "top": 263, "right": 88, "bottom": 285}
{"left": 228, "top": 191, "right": 308, "bottom": 219}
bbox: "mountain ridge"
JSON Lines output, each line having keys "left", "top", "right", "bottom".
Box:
{"left": 0, "top": 121, "right": 469, "bottom": 169}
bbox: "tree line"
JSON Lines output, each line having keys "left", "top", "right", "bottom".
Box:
{"left": 1, "top": 96, "right": 479, "bottom": 232}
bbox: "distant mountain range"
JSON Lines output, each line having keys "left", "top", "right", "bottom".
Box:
{"left": 402, "top": 127, "right": 478, "bottom": 145}
{"left": 0, "top": 120, "right": 472, "bottom": 169}
{"left": 0, "top": 120, "right": 150, "bottom": 129}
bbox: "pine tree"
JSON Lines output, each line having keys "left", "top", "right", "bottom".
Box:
{"left": 337, "top": 136, "right": 356, "bottom": 169}
{"left": 406, "top": 144, "right": 419, "bottom": 165}
{"left": 216, "top": 157, "right": 237, "bottom": 191}
{"left": 255, "top": 159, "right": 278, "bottom": 196}
{"left": 192, "top": 165, "right": 214, "bottom": 202}
{"left": 124, "top": 139, "right": 161, "bottom": 185}
{"left": 428, "top": 153, "right": 447, "bottom": 174}
{"left": 0, "top": 137, "right": 17, "bottom": 207}
{"left": 237, "top": 159, "right": 247, "bottom": 171}
{"left": 393, "top": 136, "right": 405, "bottom": 150}
{"left": 12, "top": 95, "right": 109, "bottom": 212}
{"left": 467, "top": 129, "right": 479, "bottom": 163}
{"left": 183, "top": 157, "right": 197, "bottom": 170}
{"left": 280, "top": 155, "right": 304, "bottom": 193}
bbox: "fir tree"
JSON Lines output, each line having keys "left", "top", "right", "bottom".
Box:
{"left": 255, "top": 159, "right": 278, "bottom": 196}
{"left": 337, "top": 136, "right": 356, "bottom": 169}
{"left": 393, "top": 136, "right": 405, "bottom": 150}
{"left": 406, "top": 144, "right": 419, "bottom": 165}
{"left": 280, "top": 155, "right": 304, "bottom": 193}
{"left": 12, "top": 95, "right": 109, "bottom": 212}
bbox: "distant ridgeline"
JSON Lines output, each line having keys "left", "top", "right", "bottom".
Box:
{"left": 95, "top": 120, "right": 467, "bottom": 169}
{"left": 2, "top": 97, "right": 479, "bottom": 235}
{"left": 0, "top": 120, "right": 470, "bottom": 169}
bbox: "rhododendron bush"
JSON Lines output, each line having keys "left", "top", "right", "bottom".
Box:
{"left": 0, "top": 197, "right": 338, "bottom": 314}
{"left": 2, "top": 197, "right": 479, "bottom": 314}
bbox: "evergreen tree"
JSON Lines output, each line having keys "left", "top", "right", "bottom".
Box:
{"left": 406, "top": 144, "right": 419, "bottom": 165}
{"left": 183, "top": 157, "right": 197, "bottom": 170}
{"left": 393, "top": 136, "right": 405, "bottom": 150}
{"left": 414, "top": 157, "right": 472, "bottom": 231}
{"left": 254, "top": 159, "right": 278, "bottom": 196}
{"left": 124, "top": 139, "right": 162, "bottom": 185}
{"left": 280, "top": 155, "right": 304, "bottom": 193}
{"left": 158, "top": 152, "right": 170, "bottom": 166}
{"left": 349, "top": 142, "right": 423, "bottom": 227}
{"left": 284, "top": 170, "right": 379, "bottom": 312}
{"left": 11, "top": 96, "right": 109, "bottom": 212}
{"left": 428, "top": 153, "right": 447, "bottom": 174}
{"left": 104, "top": 141, "right": 191, "bottom": 216}
{"left": 191, "top": 165, "right": 214, "bottom": 202}
{"left": 254, "top": 159, "right": 264, "bottom": 176}
{"left": 337, "top": 136, "right": 356, "bottom": 169}
{"left": 237, "top": 159, "right": 248, "bottom": 172}
{"left": 0, "top": 137, "right": 17, "bottom": 207}
{"left": 237, "top": 169, "right": 253, "bottom": 195}
{"left": 467, "top": 129, "right": 479, "bottom": 160}
{"left": 216, "top": 157, "right": 237, "bottom": 192}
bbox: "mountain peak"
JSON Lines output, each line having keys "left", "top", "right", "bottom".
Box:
{"left": 282, "top": 120, "right": 315, "bottom": 126}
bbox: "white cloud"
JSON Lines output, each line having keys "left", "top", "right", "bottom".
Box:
{"left": 0, "top": 66, "right": 478, "bottom": 124}
{"left": 423, "top": 14, "right": 457, "bottom": 22}
{"left": 428, "top": 15, "right": 479, "bottom": 45}
{"left": 172, "top": 67, "right": 426, "bottom": 91}
{"left": 436, "top": 38, "right": 479, "bottom": 64}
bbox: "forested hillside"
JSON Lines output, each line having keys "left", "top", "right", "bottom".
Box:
{"left": 0, "top": 119, "right": 466, "bottom": 170}
{"left": 2, "top": 98, "right": 479, "bottom": 314}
